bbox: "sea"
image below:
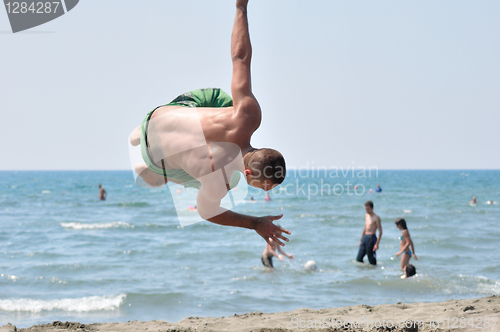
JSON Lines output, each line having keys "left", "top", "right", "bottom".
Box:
{"left": 0, "top": 170, "right": 499, "bottom": 328}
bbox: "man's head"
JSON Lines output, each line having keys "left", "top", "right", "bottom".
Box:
{"left": 244, "top": 148, "right": 286, "bottom": 191}
{"left": 98, "top": 184, "right": 102, "bottom": 189}
{"left": 364, "top": 200, "right": 374, "bottom": 214}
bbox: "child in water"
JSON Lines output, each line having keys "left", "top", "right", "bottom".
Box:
{"left": 395, "top": 218, "right": 418, "bottom": 270}
{"left": 262, "top": 236, "right": 294, "bottom": 269}
{"left": 401, "top": 264, "right": 417, "bottom": 279}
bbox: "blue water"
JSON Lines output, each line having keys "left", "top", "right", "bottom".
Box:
{"left": 0, "top": 170, "right": 499, "bottom": 328}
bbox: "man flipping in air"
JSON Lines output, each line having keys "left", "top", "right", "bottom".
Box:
{"left": 129, "top": 0, "right": 290, "bottom": 247}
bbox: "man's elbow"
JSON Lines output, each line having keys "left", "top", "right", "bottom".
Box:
{"left": 231, "top": 51, "right": 250, "bottom": 64}
{"left": 198, "top": 206, "right": 217, "bottom": 221}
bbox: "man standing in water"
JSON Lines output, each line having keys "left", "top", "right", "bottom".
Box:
{"left": 128, "top": 0, "right": 289, "bottom": 246}
{"left": 98, "top": 184, "right": 107, "bottom": 201}
{"left": 356, "top": 201, "right": 382, "bottom": 265}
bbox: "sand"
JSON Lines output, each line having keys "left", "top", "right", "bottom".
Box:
{"left": 3, "top": 295, "right": 498, "bottom": 332}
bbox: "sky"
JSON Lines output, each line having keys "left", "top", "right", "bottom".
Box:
{"left": 1, "top": 0, "right": 499, "bottom": 170}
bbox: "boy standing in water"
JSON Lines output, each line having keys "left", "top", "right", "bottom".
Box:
{"left": 356, "top": 201, "right": 382, "bottom": 265}
{"left": 262, "top": 237, "right": 294, "bottom": 269}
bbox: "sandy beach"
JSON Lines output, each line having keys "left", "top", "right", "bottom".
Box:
{"left": 2, "top": 295, "right": 496, "bottom": 332}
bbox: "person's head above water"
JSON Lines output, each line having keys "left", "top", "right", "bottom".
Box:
{"left": 364, "top": 200, "right": 374, "bottom": 214}
{"left": 243, "top": 148, "right": 286, "bottom": 191}
{"left": 395, "top": 218, "right": 407, "bottom": 230}
{"left": 405, "top": 264, "right": 416, "bottom": 278}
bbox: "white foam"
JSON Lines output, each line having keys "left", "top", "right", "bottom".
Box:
{"left": 403, "top": 209, "right": 412, "bottom": 213}
{"left": 42, "top": 190, "right": 51, "bottom": 194}
{"left": 0, "top": 274, "right": 20, "bottom": 281}
{"left": 60, "top": 221, "right": 133, "bottom": 230}
{"left": 0, "top": 294, "right": 125, "bottom": 312}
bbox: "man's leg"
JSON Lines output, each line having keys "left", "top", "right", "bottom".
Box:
{"left": 134, "top": 163, "right": 168, "bottom": 187}
{"left": 356, "top": 238, "right": 367, "bottom": 263}
{"left": 366, "top": 235, "right": 377, "bottom": 265}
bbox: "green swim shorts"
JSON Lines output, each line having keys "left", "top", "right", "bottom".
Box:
{"left": 140, "top": 88, "right": 240, "bottom": 189}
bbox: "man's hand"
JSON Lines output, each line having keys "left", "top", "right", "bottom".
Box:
{"left": 254, "top": 214, "right": 290, "bottom": 246}
{"left": 373, "top": 243, "right": 379, "bottom": 251}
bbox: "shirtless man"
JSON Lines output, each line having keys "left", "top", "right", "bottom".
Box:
{"left": 128, "top": 0, "right": 290, "bottom": 247}
{"left": 356, "top": 201, "right": 382, "bottom": 265}
{"left": 98, "top": 184, "right": 106, "bottom": 201}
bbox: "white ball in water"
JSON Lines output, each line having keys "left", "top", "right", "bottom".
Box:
{"left": 305, "top": 260, "right": 317, "bottom": 271}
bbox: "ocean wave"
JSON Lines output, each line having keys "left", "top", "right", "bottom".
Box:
{"left": 0, "top": 294, "right": 125, "bottom": 312}
{"left": 111, "top": 202, "right": 150, "bottom": 208}
{"left": 60, "top": 221, "right": 133, "bottom": 230}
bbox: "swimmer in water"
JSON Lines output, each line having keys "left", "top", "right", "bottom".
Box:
{"left": 395, "top": 218, "right": 418, "bottom": 270}
{"left": 261, "top": 237, "right": 294, "bottom": 269}
{"left": 470, "top": 196, "right": 477, "bottom": 205}
{"left": 375, "top": 184, "right": 382, "bottom": 192}
{"left": 98, "top": 184, "right": 107, "bottom": 201}
{"left": 356, "top": 201, "right": 382, "bottom": 265}
{"left": 264, "top": 192, "right": 271, "bottom": 202}
{"left": 400, "top": 264, "right": 416, "bottom": 279}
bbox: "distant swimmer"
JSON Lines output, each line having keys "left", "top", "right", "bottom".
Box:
{"left": 394, "top": 218, "right": 418, "bottom": 270}
{"left": 128, "top": 0, "right": 290, "bottom": 247}
{"left": 470, "top": 196, "right": 477, "bottom": 205}
{"left": 356, "top": 201, "right": 382, "bottom": 265}
{"left": 261, "top": 237, "right": 294, "bottom": 269}
{"left": 98, "top": 184, "right": 107, "bottom": 201}
{"left": 264, "top": 192, "right": 272, "bottom": 202}
{"left": 400, "top": 264, "right": 416, "bottom": 279}
{"left": 250, "top": 196, "right": 255, "bottom": 201}
{"left": 375, "top": 184, "right": 382, "bottom": 193}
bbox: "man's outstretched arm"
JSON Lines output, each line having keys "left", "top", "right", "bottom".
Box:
{"left": 208, "top": 210, "right": 290, "bottom": 247}
{"left": 196, "top": 178, "right": 290, "bottom": 246}
{"left": 231, "top": 0, "right": 261, "bottom": 125}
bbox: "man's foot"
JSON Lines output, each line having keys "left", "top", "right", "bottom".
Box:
{"left": 135, "top": 163, "right": 167, "bottom": 187}
{"left": 130, "top": 126, "right": 141, "bottom": 146}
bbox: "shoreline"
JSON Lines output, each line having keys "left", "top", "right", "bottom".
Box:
{"left": 5, "top": 295, "right": 498, "bottom": 332}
